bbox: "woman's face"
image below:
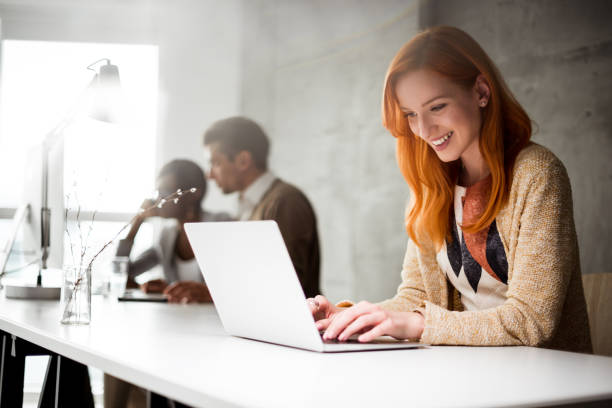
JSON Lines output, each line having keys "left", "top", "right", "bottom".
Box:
{"left": 395, "top": 69, "right": 488, "bottom": 164}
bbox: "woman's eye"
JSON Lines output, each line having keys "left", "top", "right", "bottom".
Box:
{"left": 431, "top": 103, "right": 447, "bottom": 112}
{"left": 404, "top": 112, "right": 416, "bottom": 118}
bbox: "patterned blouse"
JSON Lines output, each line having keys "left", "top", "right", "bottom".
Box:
{"left": 437, "top": 176, "right": 509, "bottom": 311}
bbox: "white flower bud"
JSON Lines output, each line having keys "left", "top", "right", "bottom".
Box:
{"left": 190, "top": 188, "right": 197, "bottom": 192}
{"left": 160, "top": 199, "right": 166, "bottom": 204}
{"left": 173, "top": 198, "right": 179, "bottom": 204}
{"left": 157, "top": 203, "right": 163, "bottom": 208}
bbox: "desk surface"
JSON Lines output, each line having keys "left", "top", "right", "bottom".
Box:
{"left": 0, "top": 295, "right": 611, "bottom": 408}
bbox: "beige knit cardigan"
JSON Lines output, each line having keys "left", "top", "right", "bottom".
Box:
{"left": 377, "top": 143, "right": 592, "bottom": 353}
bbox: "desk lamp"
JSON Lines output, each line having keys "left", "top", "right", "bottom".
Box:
{"left": 3, "top": 59, "right": 121, "bottom": 299}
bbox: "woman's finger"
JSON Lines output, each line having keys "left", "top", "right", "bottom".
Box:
{"left": 170, "top": 287, "right": 189, "bottom": 299}
{"left": 314, "top": 295, "right": 329, "bottom": 309}
{"left": 315, "top": 317, "right": 332, "bottom": 331}
{"left": 163, "top": 282, "right": 183, "bottom": 296}
{"left": 338, "top": 311, "right": 386, "bottom": 342}
{"left": 323, "top": 301, "right": 375, "bottom": 340}
{"left": 358, "top": 318, "right": 393, "bottom": 343}
{"left": 306, "top": 298, "right": 319, "bottom": 313}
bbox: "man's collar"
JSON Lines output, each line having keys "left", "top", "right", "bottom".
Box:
{"left": 238, "top": 171, "right": 276, "bottom": 220}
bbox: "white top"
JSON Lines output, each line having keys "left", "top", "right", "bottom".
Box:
{"left": 1, "top": 295, "right": 611, "bottom": 408}
{"left": 237, "top": 171, "right": 276, "bottom": 220}
{"left": 437, "top": 184, "right": 508, "bottom": 311}
{"left": 175, "top": 257, "right": 203, "bottom": 283}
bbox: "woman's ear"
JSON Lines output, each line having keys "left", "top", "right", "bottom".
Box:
{"left": 474, "top": 74, "right": 491, "bottom": 107}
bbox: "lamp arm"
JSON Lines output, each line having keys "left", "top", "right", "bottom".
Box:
{"left": 86, "top": 58, "right": 110, "bottom": 72}
{"left": 43, "top": 75, "right": 98, "bottom": 152}
{"left": 39, "top": 74, "right": 97, "bottom": 274}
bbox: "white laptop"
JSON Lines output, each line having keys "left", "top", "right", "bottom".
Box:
{"left": 184, "top": 220, "right": 423, "bottom": 352}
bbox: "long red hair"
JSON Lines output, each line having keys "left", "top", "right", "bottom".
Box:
{"left": 382, "top": 26, "right": 531, "bottom": 250}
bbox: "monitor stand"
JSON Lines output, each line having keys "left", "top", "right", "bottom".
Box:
{"left": 4, "top": 284, "right": 61, "bottom": 300}
{"left": 4, "top": 267, "right": 62, "bottom": 300}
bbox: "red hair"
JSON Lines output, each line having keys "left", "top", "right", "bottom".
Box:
{"left": 382, "top": 26, "right": 531, "bottom": 249}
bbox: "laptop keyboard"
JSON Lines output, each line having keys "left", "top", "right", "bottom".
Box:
{"left": 319, "top": 331, "right": 408, "bottom": 345}
{"left": 319, "top": 331, "right": 366, "bottom": 344}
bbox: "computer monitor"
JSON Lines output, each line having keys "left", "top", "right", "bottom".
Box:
{"left": 2, "top": 141, "right": 64, "bottom": 298}
{"left": 0, "top": 204, "right": 28, "bottom": 275}
{"left": 22, "top": 141, "right": 65, "bottom": 270}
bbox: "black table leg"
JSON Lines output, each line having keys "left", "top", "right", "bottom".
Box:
{"left": 148, "top": 391, "right": 192, "bottom": 408}
{"left": 0, "top": 330, "right": 93, "bottom": 408}
{"left": 0, "top": 332, "right": 26, "bottom": 407}
{"left": 148, "top": 391, "right": 168, "bottom": 408}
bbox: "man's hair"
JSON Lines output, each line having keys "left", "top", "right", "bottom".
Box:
{"left": 203, "top": 116, "right": 269, "bottom": 171}
{"left": 158, "top": 159, "right": 207, "bottom": 206}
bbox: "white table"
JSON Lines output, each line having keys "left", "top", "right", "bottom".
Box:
{"left": 0, "top": 294, "right": 611, "bottom": 408}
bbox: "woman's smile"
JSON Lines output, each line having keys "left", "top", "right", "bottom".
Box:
{"left": 431, "top": 131, "right": 453, "bottom": 150}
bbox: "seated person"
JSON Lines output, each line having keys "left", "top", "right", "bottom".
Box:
{"left": 115, "top": 159, "right": 231, "bottom": 302}
{"left": 164, "top": 117, "right": 322, "bottom": 303}
{"left": 307, "top": 26, "right": 591, "bottom": 353}
{"left": 162, "top": 116, "right": 322, "bottom": 304}
{"left": 204, "top": 116, "right": 321, "bottom": 298}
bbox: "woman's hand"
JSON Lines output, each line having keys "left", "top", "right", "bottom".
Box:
{"left": 163, "top": 281, "right": 212, "bottom": 303}
{"left": 321, "top": 301, "right": 424, "bottom": 343}
{"left": 306, "top": 295, "right": 341, "bottom": 327}
{"left": 139, "top": 198, "right": 159, "bottom": 219}
{"left": 140, "top": 279, "right": 169, "bottom": 293}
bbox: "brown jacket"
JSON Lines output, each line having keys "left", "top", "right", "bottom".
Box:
{"left": 250, "top": 179, "right": 321, "bottom": 298}
{"left": 379, "top": 144, "right": 592, "bottom": 353}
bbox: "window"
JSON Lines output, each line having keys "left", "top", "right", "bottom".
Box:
{"left": 0, "top": 40, "right": 159, "bottom": 211}
{"left": 0, "top": 40, "right": 159, "bottom": 271}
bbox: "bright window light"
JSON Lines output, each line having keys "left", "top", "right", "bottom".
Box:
{"left": 0, "top": 40, "right": 159, "bottom": 212}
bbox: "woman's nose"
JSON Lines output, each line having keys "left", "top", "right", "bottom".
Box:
{"left": 412, "top": 115, "right": 431, "bottom": 140}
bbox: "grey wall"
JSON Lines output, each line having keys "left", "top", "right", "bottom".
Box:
{"left": 420, "top": 0, "right": 612, "bottom": 275}
{"left": 240, "top": 0, "right": 420, "bottom": 301}
{"left": 240, "top": 0, "right": 612, "bottom": 302}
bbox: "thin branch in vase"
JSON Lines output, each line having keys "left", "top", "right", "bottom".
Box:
{"left": 62, "top": 187, "right": 198, "bottom": 321}
{"left": 82, "top": 187, "right": 103, "bottom": 264}
{"left": 75, "top": 204, "right": 85, "bottom": 270}
{"left": 64, "top": 205, "right": 77, "bottom": 268}
{"left": 86, "top": 188, "right": 198, "bottom": 269}
{"left": 82, "top": 208, "right": 98, "bottom": 265}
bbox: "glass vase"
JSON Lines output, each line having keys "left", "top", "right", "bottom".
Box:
{"left": 60, "top": 266, "right": 92, "bottom": 325}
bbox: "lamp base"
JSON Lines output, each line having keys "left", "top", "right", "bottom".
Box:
{"left": 3, "top": 266, "right": 63, "bottom": 299}
{"left": 4, "top": 284, "right": 61, "bottom": 299}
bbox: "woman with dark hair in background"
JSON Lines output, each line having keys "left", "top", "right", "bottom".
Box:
{"left": 116, "top": 158, "right": 231, "bottom": 303}
{"left": 308, "top": 26, "right": 591, "bottom": 353}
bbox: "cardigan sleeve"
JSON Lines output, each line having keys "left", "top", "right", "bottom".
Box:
{"left": 377, "top": 239, "right": 428, "bottom": 312}
{"left": 420, "top": 158, "right": 576, "bottom": 346}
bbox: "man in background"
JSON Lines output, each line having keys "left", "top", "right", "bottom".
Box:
{"left": 167, "top": 116, "right": 320, "bottom": 301}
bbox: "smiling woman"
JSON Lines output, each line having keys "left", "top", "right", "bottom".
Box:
{"left": 309, "top": 26, "right": 592, "bottom": 353}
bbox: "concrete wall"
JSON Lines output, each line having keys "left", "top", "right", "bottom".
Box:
{"left": 240, "top": 0, "right": 612, "bottom": 305}
{"left": 240, "top": 0, "right": 420, "bottom": 301}
{"left": 420, "top": 0, "right": 612, "bottom": 275}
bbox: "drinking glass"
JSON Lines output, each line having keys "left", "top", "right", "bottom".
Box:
{"left": 109, "top": 256, "right": 129, "bottom": 298}
{"left": 60, "top": 266, "right": 91, "bottom": 325}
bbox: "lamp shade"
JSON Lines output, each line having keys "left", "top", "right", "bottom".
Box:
{"left": 89, "top": 61, "right": 121, "bottom": 123}
{"left": 98, "top": 63, "right": 121, "bottom": 89}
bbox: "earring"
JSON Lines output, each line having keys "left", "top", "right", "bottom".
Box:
{"left": 480, "top": 100, "right": 487, "bottom": 107}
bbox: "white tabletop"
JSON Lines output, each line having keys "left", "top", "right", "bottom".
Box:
{"left": 0, "top": 295, "right": 611, "bottom": 408}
